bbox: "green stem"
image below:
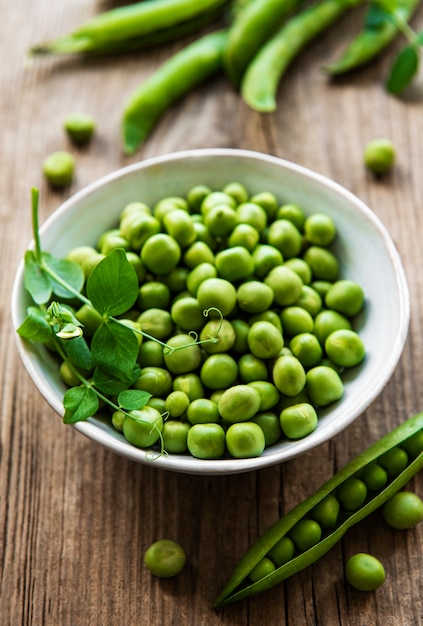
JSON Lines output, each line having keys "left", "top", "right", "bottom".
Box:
{"left": 31, "top": 188, "right": 42, "bottom": 263}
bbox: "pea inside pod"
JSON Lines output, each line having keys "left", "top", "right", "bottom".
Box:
{"left": 215, "top": 412, "right": 423, "bottom": 607}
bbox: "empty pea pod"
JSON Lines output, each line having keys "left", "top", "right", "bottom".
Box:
{"left": 325, "top": 0, "right": 420, "bottom": 75}
{"left": 241, "top": 0, "right": 363, "bottom": 112}
{"left": 215, "top": 412, "right": 423, "bottom": 607}
{"left": 30, "top": 0, "right": 230, "bottom": 55}
{"left": 122, "top": 30, "right": 228, "bottom": 154}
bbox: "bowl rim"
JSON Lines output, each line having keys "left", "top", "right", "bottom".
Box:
{"left": 11, "top": 148, "right": 410, "bottom": 475}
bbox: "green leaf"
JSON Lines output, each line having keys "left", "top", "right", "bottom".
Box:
{"left": 58, "top": 335, "right": 93, "bottom": 371}
{"left": 365, "top": 3, "right": 392, "bottom": 29}
{"left": 86, "top": 248, "right": 139, "bottom": 316}
{"left": 118, "top": 389, "right": 152, "bottom": 411}
{"left": 91, "top": 320, "right": 139, "bottom": 381}
{"left": 17, "top": 306, "right": 52, "bottom": 342}
{"left": 63, "top": 385, "right": 99, "bottom": 423}
{"left": 42, "top": 253, "right": 85, "bottom": 299}
{"left": 92, "top": 364, "right": 141, "bottom": 395}
{"left": 24, "top": 250, "right": 52, "bottom": 304}
{"left": 386, "top": 45, "right": 419, "bottom": 94}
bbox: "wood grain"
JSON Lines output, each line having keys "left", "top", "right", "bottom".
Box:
{"left": 1, "top": 2, "right": 422, "bottom": 625}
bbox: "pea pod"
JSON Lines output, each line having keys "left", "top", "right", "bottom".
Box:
{"left": 122, "top": 30, "right": 228, "bottom": 155}
{"left": 215, "top": 412, "right": 423, "bottom": 608}
{"left": 30, "top": 0, "right": 230, "bottom": 56}
{"left": 325, "top": 0, "right": 421, "bottom": 74}
{"left": 241, "top": 0, "right": 364, "bottom": 112}
{"left": 224, "top": 0, "right": 303, "bottom": 87}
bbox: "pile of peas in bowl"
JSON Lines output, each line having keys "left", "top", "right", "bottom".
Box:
{"left": 63, "top": 179, "right": 367, "bottom": 461}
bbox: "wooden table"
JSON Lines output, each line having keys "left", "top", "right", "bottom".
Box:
{"left": 2, "top": 2, "right": 422, "bottom": 624}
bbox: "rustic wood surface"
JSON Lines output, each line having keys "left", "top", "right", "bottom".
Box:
{"left": 1, "top": 2, "right": 423, "bottom": 625}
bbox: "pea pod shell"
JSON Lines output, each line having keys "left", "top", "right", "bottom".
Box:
{"left": 325, "top": 0, "right": 421, "bottom": 74}
{"left": 215, "top": 412, "right": 423, "bottom": 607}
{"left": 241, "top": 0, "right": 363, "bottom": 112}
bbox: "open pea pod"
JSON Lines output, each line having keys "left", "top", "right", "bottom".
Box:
{"left": 215, "top": 412, "right": 423, "bottom": 607}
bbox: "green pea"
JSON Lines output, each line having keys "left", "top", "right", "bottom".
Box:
{"left": 290, "top": 519, "right": 322, "bottom": 551}
{"left": 187, "top": 398, "right": 220, "bottom": 425}
{"left": 248, "top": 381, "right": 280, "bottom": 411}
{"left": 65, "top": 245, "right": 104, "bottom": 279}
{"left": 361, "top": 462, "right": 388, "bottom": 491}
{"left": 228, "top": 223, "right": 260, "bottom": 251}
{"left": 313, "top": 310, "right": 352, "bottom": 346}
{"left": 75, "top": 303, "right": 103, "bottom": 336}
{"left": 100, "top": 230, "right": 130, "bottom": 255}
{"left": 280, "top": 403, "right": 318, "bottom": 440}
{"left": 59, "top": 360, "right": 82, "bottom": 387}
{"left": 311, "top": 280, "right": 333, "bottom": 298}
{"left": 222, "top": 181, "right": 249, "bottom": 204}
{"left": 154, "top": 196, "right": 189, "bottom": 221}
{"left": 324, "top": 279, "right": 365, "bottom": 317}
{"left": 200, "top": 353, "right": 239, "bottom": 390}
{"left": 284, "top": 258, "right": 312, "bottom": 284}
{"left": 197, "top": 277, "right": 237, "bottom": 317}
{"left": 238, "top": 353, "right": 269, "bottom": 383}
{"left": 112, "top": 410, "right": 125, "bottom": 432}
{"left": 265, "top": 266, "right": 303, "bottom": 307}
{"left": 163, "top": 208, "right": 196, "bottom": 248}
{"left": 226, "top": 422, "right": 266, "bottom": 458}
{"left": 267, "top": 536, "right": 295, "bottom": 567}
{"left": 276, "top": 203, "right": 305, "bottom": 230}
{"left": 123, "top": 406, "right": 163, "bottom": 448}
{"left": 382, "top": 491, "right": 423, "bottom": 529}
{"left": 187, "top": 423, "right": 226, "bottom": 459}
{"left": 303, "top": 246, "right": 339, "bottom": 281}
{"left": 345, "top": 553, "right": 385, "bottom": 591}
{"left": 267, "top": 219, "right": 302, "bottom": 258}
{"left": 252, "top": 412, "right": 281, "bottom": 446}
{"left": 247, "top": 321, "right": 284, "bottom": 360}
{"left": 402, "top": 431, "right": 423, "bottom": 458}
{"left": 133, "top": 366, "right": 173, "bottom": 397}
{"left": 42, "top": 150, "right": 75, "bottom": 188}
{"left": 186, "top": 262, "right": 217, "bottom": 296}
{"left": 163, "top": 334, "right": 202, "bottom": 375}
{"left": 147, "top": 397, "right": 166, "bottom": 414}
{"left": 141, "top": 233, "right": 181, "bottom": 275}
{"left": 252, "top": 244, "right": 283, "bottom": 278}
{"left": 120, "top": 212, "right": 161, "bottom": 252}
{"left": 280, "top": 306, "right": 314, "bottom": 336}
{"left": 248, "top": 557, "right": 276, "bottom": 582}
{"left": 200, "top": 318, "right": 236, "bottom": 354}
{"left": 138, "top": 340, "right": 165, "bottom": 368}
{"left": 337, "top": 477, "right": 367, "bottom": 511}
{"left": 306, "top": 366, "right": 344, "bottom": 406}
{"left": 379, "top": 447, "right": 409, "bottom": 477}
{"left": 272, "top": 355, "right": 306, "bottom": 397}
{"left": 231, "top": 319, "right": 251, "bottom": 353}
{"left": 311, "top": 494, "right": 340, "bottom": 529}
{"left": 237, "top": 280, "right": 274, "bottom": 314}
{"left": 120, "top": 201, "right": 152, "bottom": 221}
{"left": 218, "top": 384, "right": 261, "bottom": 423}
{"left": 289, "top": 333, "right": 323, "bottom": 368}
{"left": 304, "top": 213, "right": 336, "bottom": 246}
{"left": 364, "top": 138, "right": 395, "bottom": 175}
{"left": 126, "top": 251, "right": 147, "bottom": 283}
{"left": 137, "top": 308, "right": 173, "bottom": 340}
{"left": 173, "top": 373, "right": 204, "bottom": 401}
{"left": 215, "top": 246, "right": 255, "bottom": 282}
{"left": 201, "top": 191, "right": 236, "bottom": 215}
{"left": 250, "top": 191, "right": 279, "bottom": 220}
{"left": 295, "top": 285, "right": 323, "bottom": 317}
{"left": 63, "top": 112, "right": 95, "bottom": 143}
{"left": 249, "top": 310, "right": 282, "bottom": 333}
{"left": 236, "top": 201, "right": 267, "bottom": 232}
{"left": 325, "top": 329, "right": 366, "bottom": 368}
{"left": 162, "top": 421, "right": 190, "bottom": 454}
{"left": 186, "top": 184, "right": 212, "bottom": 211}
{"left": 144, "top": 539, "right": 186, "bottom": 578}
{"left": 171, "top": 296, "right": 205, "bottom": 331}
{"left": 164, "top": 390, "right": 190, "bottom": 418}
{"left": 138, "top": 281, "right": 171, "bottom": 311}
{"left": 183, "top": 241, "right": 215, "bottom": 268}
{"left": 204, "top": 204, "right": 238, "bottom": 237}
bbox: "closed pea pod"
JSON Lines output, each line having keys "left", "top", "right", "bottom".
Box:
{"left": 215, "top": 412, "right": 423, "bottom": 607}
{"left": 241, "top": 0, "right": 363, "bottom": 112}
{"left": 325, "top": 0, "right": 420, "bottom": 75}
{"left": 122, "top": 30, "right": 228, "bottom": 154}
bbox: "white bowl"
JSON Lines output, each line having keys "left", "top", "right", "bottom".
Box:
{"left": 11, "top": 149, "right": 410, "bottom": 475}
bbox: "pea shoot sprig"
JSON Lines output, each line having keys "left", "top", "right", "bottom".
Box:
{"left": 17, "top": 188, "right": 221, "bottom": 432}
{"left": 372, "top": 0, "right": 423, "bottom": 94}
